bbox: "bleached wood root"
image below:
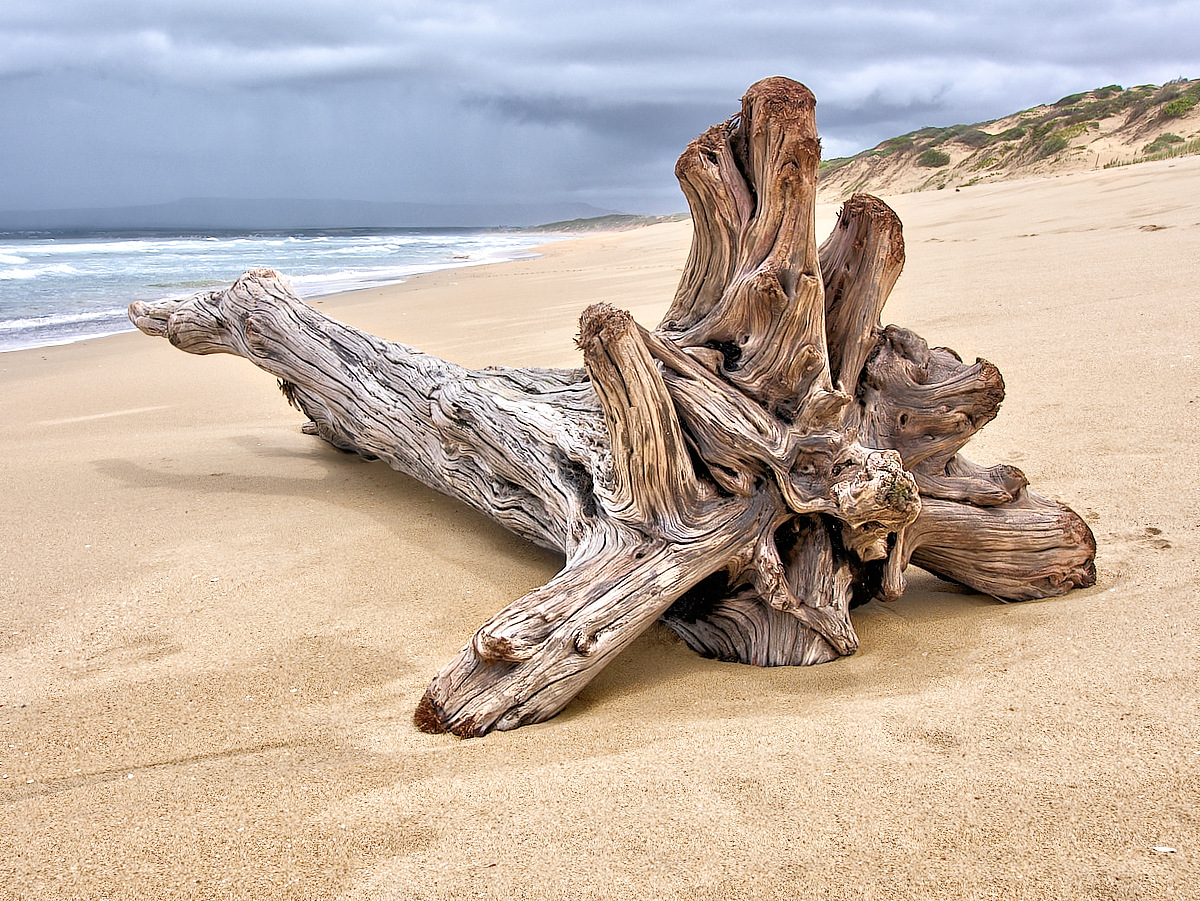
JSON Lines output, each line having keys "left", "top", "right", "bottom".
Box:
{"left": 128, "top": 76, "right": 1096, "bottom": 735}
{"left": 130, "top": 272, "right": 603, "bottom": 555}
{"left": 417, "top": 497, "right": 772, "bottom": 736}
{"left": 903, "top": 492, "right": 1097, "bottom": 601}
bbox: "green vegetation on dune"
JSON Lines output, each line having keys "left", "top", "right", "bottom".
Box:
{"left": 1163, "top": 95, "right": 1198, "bottom": 118}
{"left": 1115, "top": 135, "right": 1200, "bottom": 167}
{"left": 1145, "top": 133, "right": 1184, "bottom": 154}
{"left": 819, "top": 157, "right": 853, "bottom": 176}
{"left": 877, "top": 136, "right": 915, "bottom": 155}
{"left": 916, "top": 148, "right": 951, "bottom": 168}
{"left": 1036, "top": 134, "right": 1070, "bottom": 159}
{"left": 819, "top": 77, "right": 1200, "bottom": 192}
{"left": 992, "top": 126, "right": 1026, "bottom": 142}
{"left": 956, "top": 129, "right": 993, "bottom": 148}
{"left": 1054, "top": 91, "right": 1090, "bottom": 107}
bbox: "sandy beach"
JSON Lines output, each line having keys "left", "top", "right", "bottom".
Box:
{"left": 2, "top": 156, "right": 1198, "bottom": 899}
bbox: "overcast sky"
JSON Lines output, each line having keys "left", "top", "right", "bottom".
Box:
{"left": 3, "top": 0, "right": 1199, "bottom": 215}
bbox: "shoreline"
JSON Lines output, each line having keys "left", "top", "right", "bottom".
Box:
{"left": 3, "top": 161, "right": 1198, "bottom": 899}
{"left": 17, "top": 151, "right": 1196, "bottom": 358}
{"left": 0, "top": 229, "right": 564, "bottom": 355}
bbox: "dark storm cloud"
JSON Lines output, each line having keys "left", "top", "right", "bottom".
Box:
{"left": 465, "top": 92, "right": 730, "bottom": 148}
{"left": 2, "top": 0, "right": 1199, "bottom": 213}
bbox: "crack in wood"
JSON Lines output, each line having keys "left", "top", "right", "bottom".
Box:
{"left": 127, "top": 77, "right": 1096, "bottom": 736}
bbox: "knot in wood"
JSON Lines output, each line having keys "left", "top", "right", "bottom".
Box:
{"left": 126, "top": 78, "right": 1098, "bottom": 737}
{"left": 832, "top": 449, "right": 920, "bottom": 531}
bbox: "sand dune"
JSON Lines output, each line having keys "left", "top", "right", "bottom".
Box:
{"left": 818, "top": 80, "right": 1200, "bottom": 201}
{"left": 2, "top": 157, "right": 1198, "bottom": 899}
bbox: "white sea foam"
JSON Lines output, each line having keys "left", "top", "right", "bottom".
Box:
{"left": 0, "top": 307, "right": 130, "bottom": 332}
{"left": 0, "top": 229, "right": 555, "bottom": 352}
{"left": 0, "top": 263, "right": 83, "bottom": 280}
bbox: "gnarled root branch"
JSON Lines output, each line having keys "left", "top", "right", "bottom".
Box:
{"left": 128, "top": 77, "right": 1097, "bottom": 736}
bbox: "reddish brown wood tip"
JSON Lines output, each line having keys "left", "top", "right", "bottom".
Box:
{"left": 451, "top": 717, "right": 484, "bottom": 739}
{"left": 577, "top": 302, "right": 633, "bottom": 347}
{"left": 743, "top": 76, "right": 816, "bottom": 110}
{"left": 843, "top": 193, "right": 901, "bottom": 225}
{"left": 413, "top": 692, "right": 448, "bottom": 734}
{"left": 415, "top": 692, "right": 488, "bottom": 737}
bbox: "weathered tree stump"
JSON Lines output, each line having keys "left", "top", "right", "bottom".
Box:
{"left": 128, "top": 77, "right": 1096, "bottom": 736}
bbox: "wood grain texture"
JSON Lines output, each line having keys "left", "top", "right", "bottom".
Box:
{"left": 129, "top": 77, "right": 1095, "bottom": 735}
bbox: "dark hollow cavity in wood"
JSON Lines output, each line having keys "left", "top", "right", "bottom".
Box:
{"left": 127, "top": 77, "right": 1096, "bottom": 736}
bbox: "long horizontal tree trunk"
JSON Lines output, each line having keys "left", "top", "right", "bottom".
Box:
{"left": 128, "top": 77, "right": 1096, "bottom": 736}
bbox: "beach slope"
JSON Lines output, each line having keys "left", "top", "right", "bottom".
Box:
{"left": 2, "top": 158, "right": 1198, "bottom": 899}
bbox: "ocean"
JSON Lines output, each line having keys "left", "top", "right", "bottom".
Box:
{"left": 0, "top": 229, "right": 555, "bottom": 353}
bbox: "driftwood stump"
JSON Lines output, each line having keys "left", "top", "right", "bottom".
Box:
{"left": 128, "top": 77, "right": 1096, "bottom": 736}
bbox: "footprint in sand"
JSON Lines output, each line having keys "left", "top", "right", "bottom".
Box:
{"left": 1139, "top": 526, "right": 1172, "bottom": 550}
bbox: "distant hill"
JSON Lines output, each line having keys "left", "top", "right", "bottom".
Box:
{"left": 526, "top": 212, "right": 690, "bottom": 233}
{"left": 0, "top": 197, "right": 622, "bottom": 231}
{"left": 818, "top": 78, "right": 1200, "bottom": 200}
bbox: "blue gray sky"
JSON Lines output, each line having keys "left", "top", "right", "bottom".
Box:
{"left": 3, "top": 0, "right": 1198, "bottom": 215}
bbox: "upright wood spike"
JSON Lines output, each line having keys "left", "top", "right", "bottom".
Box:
{"left": 128, "top": 77, "right": 1096, "bottom": 735}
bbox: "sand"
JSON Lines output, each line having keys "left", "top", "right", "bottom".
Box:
{"left": 815, "top": 89, "right": 1200, "bottom": 202}
{"left": 2, "top": 157, "right": 1198, "bottom": 900}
